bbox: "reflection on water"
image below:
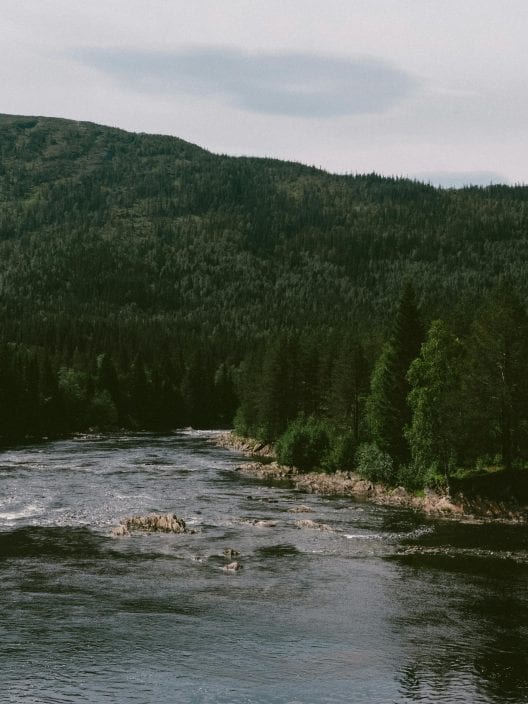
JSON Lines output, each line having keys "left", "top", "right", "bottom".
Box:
{"left": 392, "top": 524, "right": 528, "bottom": 703}
{"left": 1, "top": 432, "right": 527, "bottom": 703}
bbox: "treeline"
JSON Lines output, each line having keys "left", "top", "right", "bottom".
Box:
{"left": 2, "top": 280, "right": 528, "bottom": 492}
{"left": 0, "top": 340, "right": 237, "bottom": 442}
{"left": 235, "top": 282, "right": 528, "bottom": 488}
{"left": 2, "top": 113, "right": 528, "bottom": 486}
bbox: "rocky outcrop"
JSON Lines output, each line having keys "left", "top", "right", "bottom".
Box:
{"left": 112, "top": 512, "right": 189, "bottom": 536}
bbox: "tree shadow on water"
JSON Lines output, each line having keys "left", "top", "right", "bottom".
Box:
{"left": 390, "top": 552, "right": 528, "bottom": 703}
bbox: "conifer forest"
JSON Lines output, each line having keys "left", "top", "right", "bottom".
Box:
{"left": 2, "top": 114, "right": 528, "bottom": 490}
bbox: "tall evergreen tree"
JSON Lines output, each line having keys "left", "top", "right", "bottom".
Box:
{"left": 257, "top": 335, "right": 301, "bottom": 442}
{"left": 366, "top": 283, "right": 424, "bottom": 465}
{"left": 464, "top": 282, "right": 528, "bottom": 469}
{"left": 180, "top": 350, "right": 212, "bottom": 428}
{"left": 327, "top": 337, "right": 369, "bottom": 442}
{"left": 96, "top": 353, "right": 121, "bottom": 422}
{"left": 128, "top": 354, "right": 150, "bottom": 428}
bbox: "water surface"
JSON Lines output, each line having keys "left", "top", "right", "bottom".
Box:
{"left": 1, "top": 432, "right": 527, "bottom": 703}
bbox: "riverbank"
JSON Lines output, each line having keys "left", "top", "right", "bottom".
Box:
{"left": 214, "top": 432, "right": 528, "bottom": 523}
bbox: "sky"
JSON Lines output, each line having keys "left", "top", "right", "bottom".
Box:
{"left": 2, "top": 0, "right": 528, "bottom": 186}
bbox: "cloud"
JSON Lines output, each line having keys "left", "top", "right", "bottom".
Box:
{"left": 411, "top": 171, "right": 510, "bottom": 188}
{"left": 72, "top": 46, "right": 418, "bottom": 118}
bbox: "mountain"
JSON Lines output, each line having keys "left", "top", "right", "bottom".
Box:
{"left": 2, "top": 112, "right": 528, "bottom": 349}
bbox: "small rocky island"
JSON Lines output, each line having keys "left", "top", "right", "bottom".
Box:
{"left": 112, "top": 513, "right": 190, "bottom": 536}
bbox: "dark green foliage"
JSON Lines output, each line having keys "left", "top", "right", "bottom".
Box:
{"left": 355, "top": 443, "right": 396, "bottom": 485}
{"left": 96, "top": 353, "right": 121, "bottom": 420}
{"left": 0, "top": 338, "right": 229, "bottom": 442}
{"left": 322, "top": 431, "right": 357, "bottom": 474}
{"left": 463, "top": 282, "right": 528, "bottom": 469}
{"left": 128, "top": 354, "right": 150, "bottom": 428}
{"left": 1, "top": 114, "right": 528, "bottom": 344}
{"left": 406, "top": 319, "right": 465, "bottom": 476}
{"left": 180, "top": 350, "right": 215, "bottom": 428}
{"left": 257, "top": 336, "right": 301, "bottom": 442}
{"left": 213, "top": 363, "right": 238, "bottom": 427}
{"left": 276, "top": 415, "right": 331, "bottom": 472}
{"left": 1, "top": 113, "right": 528, "bottom": 473}
{"left": 326, "top": 338, "right": 369, "bottom": 442}
{"left": 366, "top": 284, "right": 424, "bottom": 465}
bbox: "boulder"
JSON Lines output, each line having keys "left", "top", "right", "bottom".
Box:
{"left": 113, "top": 512, "right": 188, "bottom": 535}
{"left": 294, "top": 518, "right": 333, "bottom": 531}
{"left": 289, "top": 505, "right": 313, "bottom": 513}
{"left": 223, "top": 561, "right": 242, "bottom": 572}
{"left": 223, "top": 548, "right": 240, "bottom": 558}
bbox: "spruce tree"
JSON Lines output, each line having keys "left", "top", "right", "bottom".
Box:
{"left": 258, "top": 335, "right": 301, "bottom": 442}
{"left": 327, "top": 337, "right": 369, "bottom": 442}
{"left": 129, "top": 354, "right": 150, "bottom": 428}
{"left": 97, "top": 353, "right": 121, "bottom": 421}
{"left": 366, "top": 283, "right": 424, "bottom": 465}
{"left": 464, "top": 282, "right": 528, "bottom": 469}
{"left": 180, "top": 350, "right": 211, "bottom": 428}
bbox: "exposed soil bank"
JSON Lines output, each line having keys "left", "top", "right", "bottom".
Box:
{"left": 213, "top": 432, "right": 528, "bottom": 524}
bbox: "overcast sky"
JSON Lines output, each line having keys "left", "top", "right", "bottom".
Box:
{"left": 3, "top": 1, "right": 528, "bottom": 185}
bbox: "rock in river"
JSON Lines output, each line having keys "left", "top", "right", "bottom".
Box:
{"left": 289, "top": 505, "right": 313, "bottom": 513}
{"left": 222, "top": 561, "right": 242, "bottom": 572}
{"left": 112, "top": 512, "right": 189, "bottom": 536}
{"left": 223, "top": 548, "right": 240, "bottom": 558}
{"left": 294, "top": 518, "right": 334, "bottom": 531}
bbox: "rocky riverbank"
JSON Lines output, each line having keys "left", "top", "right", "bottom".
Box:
{"left": 213, "top": 432, "right": 528, "bottom": 523}
{"left": 214, "top": 432, "right": 275, "bottom": 457}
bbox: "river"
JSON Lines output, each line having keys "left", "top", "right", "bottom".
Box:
{"left": 1, "top": 431, "right": 527, "bottom": 704}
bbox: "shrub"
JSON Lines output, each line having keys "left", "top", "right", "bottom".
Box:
{"left": 397, "top": 462, "right": 428, "bottom": 491}
{"left": 355, "top": 442, "right": 396, "bottom": 485}
{"left": 398, "top": 461, "right": 448, "bottom": 491}
{"left": 233, "top": 407, "right": 250, "bottom": 438}
{"left": 276, "top": 415, "right": 331, "bottom": 472}
{"left": 322, "top": 431, "right": 357, "bottom": 474}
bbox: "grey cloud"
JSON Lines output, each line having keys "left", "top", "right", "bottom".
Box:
{"left": 72, "top": 46, "right": 417, "bottom": 118}
{"left": 411, "top": 171, "right": 510, "bottom": 188}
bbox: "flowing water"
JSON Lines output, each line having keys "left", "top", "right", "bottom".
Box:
{"left": 1, "top": 431, "right": 527, "bottom": 704}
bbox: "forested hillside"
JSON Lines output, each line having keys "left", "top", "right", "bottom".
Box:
{"left": 1, "top": 112, "right": 528, "bottom": 478}
{"left": 2, "top": 113, "right": 528, "bottom": 338}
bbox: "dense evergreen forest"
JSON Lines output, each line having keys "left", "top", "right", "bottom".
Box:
{"left": 1, "top": 113, "right": 528, "bottom": 488}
